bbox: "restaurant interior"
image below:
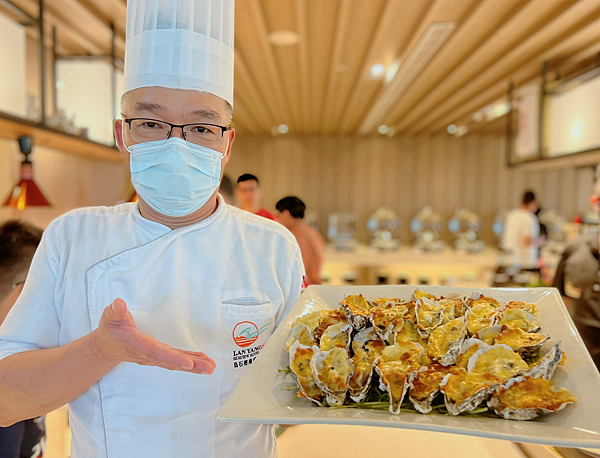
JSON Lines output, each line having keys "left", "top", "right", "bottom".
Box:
{"left": 1, "top": 0, "right": 600, "bottom": 457}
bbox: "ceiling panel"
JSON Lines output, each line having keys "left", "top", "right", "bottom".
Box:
{"left": 3, "top": 0, "right": 600, "bottom": 136}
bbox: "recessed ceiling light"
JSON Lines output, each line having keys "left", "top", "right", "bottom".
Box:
{"left": 386, "top": 127, "right": 397, "bottom": 137}
{"left": 277, "top": 124, "right": 289, "bottom": 134}
{"left": 368, "top": 64, "right": 386, "bottom": 79}
{"left": 447, "top": 124, "right": 457, "bottom": 134}
{"left": 377, "top": 124, "right": 389, "bottom": 135}
{"left": 384, "top": 59, "right": 402, "bottom": 84}
{"left": 268, "top": 30, "right": 300, "bottom": 46}
{"left": 456, "top": 125, "right": 469, "bottom": 137}
{"left": 472, "top": 111, "right": 484, "bottom": 122}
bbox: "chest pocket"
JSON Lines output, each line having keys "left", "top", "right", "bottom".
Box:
{"left": 220, "top": 297, "right": 275, "bottom": 387}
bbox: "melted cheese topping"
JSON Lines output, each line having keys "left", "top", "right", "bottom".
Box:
{"left": 349, "top": 349, "right": 375, "bottom": 392}
{"left": 414, "top": 290, "right": 438, "bottom": 300}
{"left": 320, "top": 322, "right": 350, "bottom": 351}
{"left": 290, "top": 346, "right": 322, "bottom": 400}
{"left": 365, "top": 339, "right": 386, "bottom": 358}
{"left": 495, "top": 327, "right": 546, "bottom": 350}
{"left": 341, "top": 294, "right": 372, "bottom": 316}
{"left": 495, "top": 377, "right": 576, "bottom": 411}
{"left": 470, "top": 295, "right": 501, "bottom": 309}
{"left": 292, "top": 311, "right": 321, "bottom": 334}
{"left": 456, "top": 343, "right": 480, "bottom": 369}
{"left": 428, "top": 317, "right": 466, "bottom": 360}
{"left": 497, "top": 309, "right": 539, "bottom": 331}
{"left": 381, "top": 342, "right": 423, "bottom": 367}
{"left": 370, "top": 307, "right": 406, "bottom": 334}
{"left": 286, "top": 323, "right": 315, "bottom": 350}
{"left": 505, "top": 301, "right": 539, "bottom": 319}
{"left": 467, "top": 303, "right": 496, "bottom": 335}
{"left": 441, "top": 368, "right": 503, "bottom": 403}
{"left": 314, "top": 309, "right": 347, "bottom": 340}
{"left": 395, "top": 320, "right": 421, "bottom": 343}
{"left": 410, "top": 365, "right": 453, "bottom": 400}
{"left": 378, "top": 361, "right": 414, "bottom": 401}
{"left": 314, "top": 348, "right": 353, "bottom": 392}
{"left": 416, "top": 301, "right": 446, "bottom": 330}
{"left": 470, "top": 346, "right": 529, "bottom": 380}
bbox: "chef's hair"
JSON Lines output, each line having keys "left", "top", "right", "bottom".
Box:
{"left": 276, "top": 196, "right": 306, "bottom": 219}
{"left": 522, "top": 190, "right": 536, "bottom": 205}
{"left": 0, "top": 220, "right": 43, "bottom": 294}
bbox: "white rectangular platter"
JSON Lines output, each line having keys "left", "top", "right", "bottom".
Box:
{"left": 218, "top": 285, "right": 600, "bottom": 449}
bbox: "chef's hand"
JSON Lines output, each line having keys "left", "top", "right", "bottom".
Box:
{"left": 91, "top": 298, "right": 216, "bottom": 375}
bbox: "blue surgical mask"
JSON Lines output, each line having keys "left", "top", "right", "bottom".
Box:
{"left": 126, "top": 137, "right": 224, "bottom": 217}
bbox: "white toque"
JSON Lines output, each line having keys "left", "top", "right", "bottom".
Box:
{"left": 124, "top": 0, "right": 234, "bottom": 107}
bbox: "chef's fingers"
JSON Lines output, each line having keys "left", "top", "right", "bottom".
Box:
{"left": 175, "top": 350, "right": 216, "bottom": 373}
{"left": 142, "top": 342, "right": 197, "bottom": 371}
{"left": 108, "top": 298, "right": 129, "bottom": 321}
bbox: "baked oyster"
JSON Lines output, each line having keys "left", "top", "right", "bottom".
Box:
{"left": 488, "top": 375, "right": 576, "bottom": 420}
{"left": 314, "top": 309, "right": 348, "bottom": 340}
{"left": 440, "top": 367, "right": 503, "bottom": 415}
{"left": 394, "top": 319, "right": 421, "bottom": 343}
{"left": 465, "top": 302, "right": 497, "bottom": 336}
{"left": 348, "top": 348, "right": 378, "bottom": 402}
{"left": 467, "top": 344, "right": 529, "bottom": 380}
{"left": 415, "top": 297, "right": 446, "bottom": 337}
{"left": 504, "top": 301, "right": 540, "bottom": 319}
{"left": 455, "top": 338, "right": 490, "bottom": 369}
{"left": 289, "top": 341, "right": 323, "bottom": 406}
{"left": 427, "top": 317, "right": 468, "bottom": 366}
{"left": 409, "top": 364, "right": 455, "bottom": 413}
{"left": 496, "top": 308, "right": 540, "bottom": 333}
{"left": 370, "top": 306, "right": 407, "bottom": 342}
{"left": 341, "top": 294, "right": 372, "bottom": 330}
{"left": 291, "top": 311, "right": 321, "bottom": 335}
{"left": 375, "top": 342, "right": 423, "bottom": 414}
{"left": 286, "top": 323, "right": 316, "bottom": 350}
{"left": 319, "top": 322, "right": 352, "bottom": 352}
{"left": 310, "top": 347, "right": 354, "bottom": 406}
{"left": 468, "top": 291, "right": 502, "bottom": 309}
{"left": 475, "top": 325, "right": 504, "bottom": 346}
{"left": 494, "top": 327, "right": 549, "bottom": 359}
{"left": 524, "top": 341, "right": 563, "bottom": 380}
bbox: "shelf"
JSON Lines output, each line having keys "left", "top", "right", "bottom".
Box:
{"left": 0, "top": 112, "right": 123, "bottom": 163}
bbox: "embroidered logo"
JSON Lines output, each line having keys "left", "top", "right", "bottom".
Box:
{"left": 232, "top": 321, "right": 269, "bottom": 348}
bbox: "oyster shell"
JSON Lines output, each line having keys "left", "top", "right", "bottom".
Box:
{"left": 352, "top": 327, "right": 385, "bottom": 356}
{"left": 291, "top": 311, "right": 322, "bottom": 335}
{"left": 524, "top": 341, "right": 563, "bottom": 380}
{"left": 438, "top": 298, "right": 458, "bottom": 322}
{"left": 467, "top": 344, "right": 529, "bottom": 381}
{"left": 409, "top": 364, "right": 455, "bottom": 413}
{"left": 468, "top": 291, "right": 502, "bottom": 309}
{"left": 475, "top": 325, "right": 504, "bottom": 346}
{"left": 314, "top": 309, "right": 348, "bottom": 341}
{"left": 310, "top": 347, "right": 354, "bottom": 406}
{"left": 289, "top": 341, "right": 323, "bottom": 406}
{"left": 340, "top": 294, "right": 372, "bottom": 330}
{"left": 465, "top": 302, "right": 497, "bottom": 336}
{"left": 456, "top": 338, "right": 490, "bottom": 369}
{"left": 370, "top": 307, "right": 407, "bottom": 342}
{"left": 440, "top": 367, "right": 503, "bottom": 415}
{"left": 496, "top": 308, "right": 540, "bottom": 333}
{"left": 415, "top": 297, "right": 446, "bottom": 337}
{"left": 370, "top": 298, "right": 407, "bottom": 309}
{"left": 488, "top": 375, "right": 576, "bottom": 420}
{"left": 375, "top": 342, "right": 423, "bottom": 414}
{"left": 319, "top": 322, "right": 352, "bottom": 352}
{"left": 286, "top": 323, "right": 316, "bottom": 350}
{"left": 427, "top": 317, "right": 468, "bottom": 366}
{"left": 494, "top": 327, "right": 550, "bottom": 359}
{"left": 394, "top": 319, "right": 421, "bottom": 343}
{"left": 412, "top": 289, "right": 439, "bottom": 301}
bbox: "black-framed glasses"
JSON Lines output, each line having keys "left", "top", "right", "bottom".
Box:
{"left": 123, "top": 117, "right": 231, "bottom": 146}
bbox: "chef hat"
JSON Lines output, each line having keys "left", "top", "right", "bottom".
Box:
{"left": 124, "top": 0, "right": 234, "bottom": 107}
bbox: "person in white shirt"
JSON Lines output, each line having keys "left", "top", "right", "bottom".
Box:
{"left": 0, "top": 1, "right": 304, "bottom": 457}
{"left": 501, "top": 190, "right": 540, "bottom": 270}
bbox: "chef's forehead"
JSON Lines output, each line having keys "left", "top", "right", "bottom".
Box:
{"left": 121, "top": 87, "right": 232, "bottom": 122}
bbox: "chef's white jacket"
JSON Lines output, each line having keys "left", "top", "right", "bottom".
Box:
{"left": 0, "top": 195, "right": 305, "bottom": 458}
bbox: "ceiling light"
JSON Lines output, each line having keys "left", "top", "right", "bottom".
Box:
{"left": 377, "top": 124, "right": 389, "bottom": 135}
{"left": 384, "top": 59, "right": 402, "bottom": 84}
{"left": 267, "top": 30, "right": 300, "bottom": 46}
{"left": 277, "top": 124, "right": 289, "bottom": 135}
{"left": 492, "top": 102, "right": 511, "bottom": 119}
{"left": 447, "top": 124, "right": 457, "bottom": 134}
{"left": 456, "top": 125, "right": 469, "bottom": 137}
{"left": 368, "top": 64, "right": 386, "bottom": 79}
{"left": 386, "top": 127, "right": 397, "bottom": 137}
{"left": 472, "top": 111, "right": 484, "bottom": 122}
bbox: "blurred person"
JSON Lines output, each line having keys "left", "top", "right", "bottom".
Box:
{"left": 276, "top": 197, "right": 325, "bottom": 285}
{"left": 219, "top": 174, "right": 235, "bottom": 205}
{"left": 0, "top": 220, "right": 45, "bottom": 458}
{"left": 236, "top": 174, "right": 278, "bottom": 222}
{"left": 553, "top": 166, "right": 600, "bottom": 369}
{"left": 501, "top": 190, "right": 540, "bottom": 270}
{"left": 0, "top": 1, "right": 305, "bottom": 457}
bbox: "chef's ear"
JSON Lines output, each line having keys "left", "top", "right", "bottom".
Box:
{"left": 223, "top": 128, "right": 235, "bottom": 165}
{"left": 114, "top": 119, "right": 126, "bottom": 156}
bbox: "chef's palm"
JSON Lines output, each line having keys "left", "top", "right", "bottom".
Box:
{"left": 96, "top": 298, "right": 216, "bottom": 375}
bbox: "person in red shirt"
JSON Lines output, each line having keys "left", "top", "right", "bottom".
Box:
{"left": 236, "top": 174, "right": 278, "bottom": 222}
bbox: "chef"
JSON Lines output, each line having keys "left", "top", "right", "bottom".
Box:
{"left": 0, "top": 1, "right": 304, "bottom": 457}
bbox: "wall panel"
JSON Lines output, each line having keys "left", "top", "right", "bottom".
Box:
{"left": 226, "top": 134, "right": 595, "bottom": 244}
